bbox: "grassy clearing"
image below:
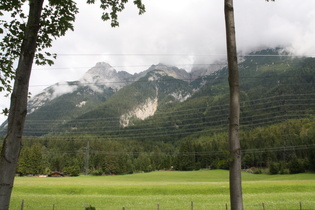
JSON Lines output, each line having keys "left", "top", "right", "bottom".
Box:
{"left": 11, "top": 170, "right": 315, "bottom": 209}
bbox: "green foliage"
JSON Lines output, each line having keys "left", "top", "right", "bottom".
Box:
{"left": 11, "top": 117, "right": 315, "bottom": 175}
{"left": 0, "top": 0, "right": 78, "bottom": 94}
{"left": 85, "top": 205, "right": 96, "bottom": 210}
{"left": 278, "top": 161, "right": 289, "bottom": 174}
{"left": 63, "top": 165, "right": 80, "bottom": 176}
{"left": 269, "top": 162, "right": 279, "bottom": 174}
{"left": 17, "top": 144, "right": 45, "bottom": 175}
{"left": 87, "top": 0, "right": 145, "bottom": 27}
{"left": 134, "top": 153, "right": 152, "bottom": 172}
{"left": 252, "top": 168, "right": 263, "bottom": 174}
{"left": 288, "top": 155, "right": 305, "bottom": 174}
{"left": 91, "top": 169, "right": 103, "bottom": 176}
{"left": 308, "top": 149, "right": 315, "bottom": 171}
{"left": 175, "top": 140, "right": 196, "bottom": 171}
{"left": 23, "top": 85, "right": 113, "bottom": 136}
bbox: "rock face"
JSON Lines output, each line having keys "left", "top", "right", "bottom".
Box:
{"left": 120, "top": 96, "right": 158, "bottom": 127}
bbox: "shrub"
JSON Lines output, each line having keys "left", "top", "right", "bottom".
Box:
{"left": 252, "top": 168, "right": 263, "bottom": 174}
{"left": 288, "top": 155, "right": 305, "bottom": 174}
{"left": 213, "top": 159, "right": 229, "bottom": 170}
{"left": 269, "top": 162, "right": 279, "bottom": 175}
{"left": 91, "top": 169, "right": 103, "bottom": 176}
{"left": 63, "top": 166, "right": 80, "bottom": 176}
{"left": 279, "top": 161, "right": 288, "bottom": 174}
{"left": 279, "top": 168, "right": 290, "bottom": 174}
{"left": 85, "top": 205, "right": 96, "bottom": 210}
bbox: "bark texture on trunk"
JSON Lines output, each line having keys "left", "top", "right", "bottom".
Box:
{"left": 224, "top": 0, "right": 244, "bottom": 210}
{"left": 0, "top": 1, "right": 44, "bottom": 209}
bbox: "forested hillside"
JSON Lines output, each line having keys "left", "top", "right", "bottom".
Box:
{"left": 23, "top": 84, "right": 114, "bottom": 136}
{"left": 0, "top": 48, "right": 314, "bottom": 175}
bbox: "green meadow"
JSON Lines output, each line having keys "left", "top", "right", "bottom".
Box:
{"left": 11, "top": 170, "right": 315, "bottom": 209}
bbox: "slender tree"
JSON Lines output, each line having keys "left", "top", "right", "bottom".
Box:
{"left": 0, "top": 2, "right": 46, "bottom": 208}
{"left": 224, "top": 0, "right": 243, "bottom": 209}
{"left": 224, "top": 1, "right": 276, "bottom": 209}
{"left": 0, "top": 1, "right": 145, "bottom": 209}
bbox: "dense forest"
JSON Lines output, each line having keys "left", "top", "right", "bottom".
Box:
{"left": 0, "top": 49, "right": 314, "bottom": 176}
{"left": 1, "top": 118, "right": 314, "bottom": 176}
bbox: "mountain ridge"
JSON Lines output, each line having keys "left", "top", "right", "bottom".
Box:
{"left": 1, "top": 48, "right": 314, "bottom": 138}
{"left": 0, "top": 61, "right": 218, "bottom": 135}
{"left": 27, "top": 62, "right": 215, "bottom": 115}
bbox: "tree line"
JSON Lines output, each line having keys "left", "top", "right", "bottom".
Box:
{"left": 1, "top": 117, "right": 313, "bottom": 176}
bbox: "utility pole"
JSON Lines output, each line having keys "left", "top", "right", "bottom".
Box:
{"left": 85, "top": 141, "right": 90, "bottom": 175}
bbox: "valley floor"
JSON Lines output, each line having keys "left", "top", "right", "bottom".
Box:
{"left": 11, "top": 170, "right": 315, "bottom": 209}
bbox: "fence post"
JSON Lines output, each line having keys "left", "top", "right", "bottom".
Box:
{"left": 157, "top": 203, "right": 160, "bottom": 210}
{"left": 300, "top": 201, "right": 302, "bottom": 210}
{"left": 262, "top": 202, "right": 265, "bottom": 210}
{"left": 122, "top": 207, "right": 125, "bottom": 210}
{"left": 52, "top": 204, "right": 55, "bottom": 210}
{"left": 191, "top": 201, "right": 194, "bottom": 210}
{"left": 20, "top": 199, "right": 24, "bottom": 210}
{"left": 226, "top": 203, "right": 228, "bottom": 210}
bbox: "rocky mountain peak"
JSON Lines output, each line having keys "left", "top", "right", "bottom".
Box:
{"left": 147, "top": 63, "right": 190, "bottom": 81}
{"left": 81, "top": 62, "right": 116, "bottom": 82}
{"left": 80, "top": 62, "right": 131, "bottom": 91}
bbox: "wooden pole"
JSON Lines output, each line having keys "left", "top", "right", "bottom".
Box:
{"left": 262, "top": 202, "right": 265, "bottom": 210}
{"left": 226, "top": 203, "right": 228, "bottom": 210}
{"left": 52, "top": 204, "right": 55, "bottom": 210}
{"left": 191, "top": 201, "right": 194, "bottom": 210}
{"left": 300, "top": 201, "right": 302, "bottom": 210}
{"left": 157, "top": 203, "right": 160, "bottom": 210}
{"left": 20, "top": 199, "right": 24, "bottom": 210}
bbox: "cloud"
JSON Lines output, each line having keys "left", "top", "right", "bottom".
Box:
{"left": 45, "top": 0, "right": 315, "bottom": 76}
{"left": 234, "top": 0, "right": 315, "bottom": 55}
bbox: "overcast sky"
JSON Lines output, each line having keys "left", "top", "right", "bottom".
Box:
{"left": 1, "top": 0, "right": 315, "bottom": 123}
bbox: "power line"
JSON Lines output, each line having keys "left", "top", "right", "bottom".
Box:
{"left": 34, "top": 53, "right": 315, "bottom": 57}
{"left": 20, "top": 110, "right": 314, "bottom": 138}
{"left": 32, "top": 63, "right": 227, "bottom": 71}
{"left": 26, "top": 75, "right": 314, "bottom": 88}
{"left": 24, "top": 93, "right": 315, "bottom": 120}
{"left": 12, "top": 141, "right": 315, "bottom": 156}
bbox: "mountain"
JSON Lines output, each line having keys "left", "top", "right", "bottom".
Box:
{"left": 64, "top": 69, "right": 193, "bottom": 134}
{"left": 1, "top": 48, "right": 315, "bottom": 139}
{"left": 61, "top": 48, "right": 315, "bottom": 141}
{"left": 28, "top": 62, "right": 133, "bottom": 114}
{"left": 26, "top": 62, "right": 202, "bottom": 115}
{"left": 0, "top": 61, "right": 211, "bottom": 136}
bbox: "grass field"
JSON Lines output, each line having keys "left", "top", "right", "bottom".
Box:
{"left": 10, "top": 170, "right": 315, "bottom": 209}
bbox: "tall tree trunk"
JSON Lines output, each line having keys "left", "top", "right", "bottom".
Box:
{"left": 0, "top": 0, "right": 44, "bottom": 209}
{"left": 224, "top": 0, "right": 243, "bottom": 210}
